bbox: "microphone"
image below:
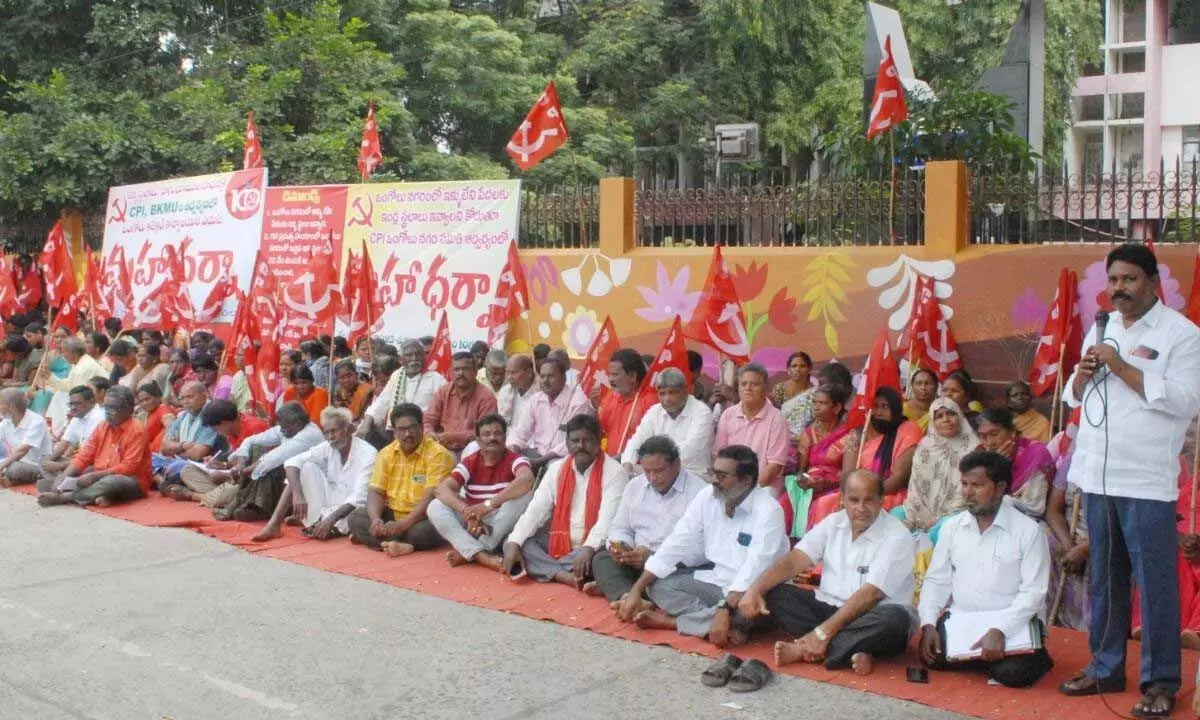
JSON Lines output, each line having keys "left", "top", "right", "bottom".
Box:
{"left": 1095, "top": 310, "right": 1110, "bottom": 341}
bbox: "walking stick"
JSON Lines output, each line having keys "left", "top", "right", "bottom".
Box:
{"left": 1049, "top": 493, "right": 1083, "bottom": 626}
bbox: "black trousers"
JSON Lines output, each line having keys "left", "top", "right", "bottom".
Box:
{"left": 925, "top": 614, "right": 1054, "bottom": 688}
{"left": 764, "top": 584, "right": 912, "bottom": 669}
{"left": 347, "top": 507, "right": 443, "bottom": 551}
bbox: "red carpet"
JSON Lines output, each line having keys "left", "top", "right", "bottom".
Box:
{"left": 8, "top": 485, "right": 1198, "bottom": 718}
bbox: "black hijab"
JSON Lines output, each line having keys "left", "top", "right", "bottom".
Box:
{"left": 870, "top": 386, "right": 906, "bottom": 478}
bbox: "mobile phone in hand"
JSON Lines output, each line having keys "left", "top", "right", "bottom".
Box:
{"left": 905, "top": 667, "right": 929, "bottom": 684}
{"left": 610, "top": 541, "right": 632, "bottom": 552}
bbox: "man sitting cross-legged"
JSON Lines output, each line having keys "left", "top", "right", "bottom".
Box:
{"left": 502, "top": 413, "right": 629, "bottom": 588}
{"left": 918, "top": 450, "right": 1054, "bottom": 688}
{"left": 0, "top": 387, "right": 52, "bottom": 487}
{"left": 253, "top": 407, "right": 377, "bottom": 542}
{"left": 738, "top": 469, "right": 917, "bottom": 676}
{"left": 588, "top": 435, "right": 706, "bottom": 606}
{"left": 347, "top": 403, "right": 453, "bottom": 556}
{"left": 614, "top": 445, "right": 789, "bottom": 647}
{"left": 37, "top": 386, "right": 151, "bottom": 508}
{"left": 154, "top": 381, "right": 216, "bottom": 492}
{"left": 37, "top": 385, "right": 105, "bottom": 490}
{"left": 426, "top": 413, "right": 534, "bottom": 571}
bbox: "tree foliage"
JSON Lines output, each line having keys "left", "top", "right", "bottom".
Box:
{"left": 0, "top": 0, "right": 1103, "bottom": 224}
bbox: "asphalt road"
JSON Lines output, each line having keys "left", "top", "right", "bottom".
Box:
{"left": 0, "top": 491, "right": 967, "bottom": 720}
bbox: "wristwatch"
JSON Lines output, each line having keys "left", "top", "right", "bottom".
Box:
{"left": 813, "top": 625, "right": 829, "bottom": 642}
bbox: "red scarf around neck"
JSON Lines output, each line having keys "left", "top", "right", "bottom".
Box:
{"left": 548, "top": 455, "right": 605, "bottom": 558}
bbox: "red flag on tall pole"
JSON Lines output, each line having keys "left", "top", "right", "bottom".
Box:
{"left": 867, "top": 36, "right": 909, "bottom": 140}
{"left": 225, "top": 287, "right": 257, "bottom": 376}
{"left": 506, "top": 81, "right": 569, "bottom": 171}
{"left": 358, "top": 102, "right": 383, "bottom": 181}
{"left": 39, "top": 221, "right": 77, "bottom": 308}
{"left": 485, "top": 240, "right": 531, "bottom": 345}
{"left": 159, "top": 243, "right": 196, "bottom": 332}
{"left": 342, "top": 239, "right": 382, "bottom": 349}
{"left": 0, "top": 255, "right": 19, "bottom": 318}
{"left": 1029, "top": 268, "right": 1083, "bottom": 396}
{"left": 195, "top": 270, "right": 237, "bottom": 325}
{"left": 683, "top": 245, "right": 750, "bottom": 364}
{"left": 637, "top": 316, "right": 691, "bottom": 408}
{"left": 82, "top": 251, "right": 113, "bottom": 327}
{"left": 578, "top": 316, "right": 621, "bottom": 399}
{"left": 424, "top": 312, "right": 453, "bottom": 381}
{"left": 899, "top": 274, "right": 962, "bottom": 380}
{"left": 103, "top": 245, "right": 134, "bottom": 319}
{"left": 847, "top": 327, "right": 902, "bottom": 429}
{"left": 243, "top": 111, "right": 264, "bottom": 170}
{"left": 896, "top": 274, "right": 934, "bottom": 361}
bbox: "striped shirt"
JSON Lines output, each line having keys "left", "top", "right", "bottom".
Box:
{"left": 451, "top": 447, "right": 530, "bottom": 503}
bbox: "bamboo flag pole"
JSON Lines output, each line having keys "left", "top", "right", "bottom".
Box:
{"left": 888, "top": 132, "right": 897, "bottom": 243}
{"left": 1190, "top": 418, "right": 1199, "bottom": 534}
{"left": 1049, "top": 494, "right": 1083, "bottom": 626}
{"left": 1048, "top": 346, "right": 1066, "bottom": 433}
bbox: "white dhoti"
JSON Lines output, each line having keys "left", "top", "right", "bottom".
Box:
{"left": 295, "top": 462, "right": 352, "bottom": 535}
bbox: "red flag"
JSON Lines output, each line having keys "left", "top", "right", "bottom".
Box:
{"left": 253, "top": 300, "right": 284, "bottom": 420}
{"left": 39, "top": 221, "right": 77, "bottom": 308}
{"left": 896, "top": 274, "right": 934, "bottom": 361}
{"left": 102, "top": 245, "right": 135, "bottom": 319}
{"left": 637, "top": 316, "right": 690, "bottom": 408}
{"left": 195, "top": 269, "right": 237, "bottom": 325}
{"left": 683, "top": 245, "right": 750, "bottom": 364}
{"left": 225, "top": 288, "right": 256, "bottom": 375}
{"left": 243, "top": 111, "right": 264, "bottom": 170}
{"left": 1028, "top": 268, "right": 1083, "bottom": 397}
{"left": 0, "top": 256, "right": 19, "bottom": 317}
{"left": 847, "top": 327, "right": 902, "bottom": 429}
{"left": 898, "top": 274, "right": 963, "bottom": 380}
{"left": 82, "top": 251, "right": 113, "bottom": 326}
{"left": 578, "top": 316, "right": 621, "bottom": 399}
{"left": 867, "top": 36, "right": 909, "bottom": 140}
{"left": 279, "top": 233, "right": 340, "bottom": 337}
{"left": 342, "top": 239, "right": 383, "bottom": 348}
{"left": 484, "top": 240, "right": 531, "bottom": 345}
{"left": 506, "top": 81, "right": 569, "bottom": 171}
{"left": 1187, "top": 249, "right": 1200, "bottom": 326}
{"left": 424, "top": 312, "right": 453, "bottom": 381}
{"left": 159, "top": 242, "right": 196, "bottom": 331}
{"left": 357, "top": 102, "right": 382, "bottom": 181}
{"left": 51, "top": 293, "right": 81, "bottom": 333}
{"left": 14, "top": 257, "right": 42, "bottom": 312}
{"left": 248, "top": 249, "right": 280, "bottom": 335}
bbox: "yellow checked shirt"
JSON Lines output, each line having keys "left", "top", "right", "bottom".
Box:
{"left": 370, "top": 437, "right": 454, "bottom": 518}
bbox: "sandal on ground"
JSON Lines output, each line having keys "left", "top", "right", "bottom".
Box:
{"left": 1060, "top": 671, "right": 1126, "bottom": 696}
{"left": 1132, "top": 684, "right": 1175, "bottom": 718}
{"left": 728, "top": 659, "right": 772, "bottom": 693}
{"left": 700, "top": 653, "right": 743, "bottom": 688}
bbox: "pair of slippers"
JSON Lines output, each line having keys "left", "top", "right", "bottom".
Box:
{"left": 700, "top": 653, "right": 772, "bottom": 692}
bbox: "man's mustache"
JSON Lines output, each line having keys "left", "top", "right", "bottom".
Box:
{"left": 1112, "top": 292, "right": 1131, "bottom": 301}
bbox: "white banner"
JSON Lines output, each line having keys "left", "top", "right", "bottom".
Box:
{"left": 341, "top": 179, "right": 521, "bottom": 349}
{"left": 101, "top": 168, "right": 268, "bottom": 327}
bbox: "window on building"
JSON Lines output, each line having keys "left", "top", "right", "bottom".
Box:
{"left": 1168, "top": 0, "right": 1200, "bottom": 44}
{"left": 1119, "top": 0, "right": 1147, "bottom": 42}
{"left": 1083, "top": 136, "right": 1105, "bottom": 178}
{"left": 1114, "top": 50, "right": 1146, "bottom": 73}
{"left": 1184, "top": 127, "right": 1200, "bottom": 168}
{"left": 1076, "top": 95, "right": 1105, "bottom": 121}
{"left": 1117, "top": 126, "right": 1145, "bottom": 175}
{"left": 1111, "top": 92, "right": 1145, "bottom": 119}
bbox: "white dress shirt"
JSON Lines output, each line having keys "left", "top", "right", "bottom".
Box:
{"left": 1065, "top": 301, "right": 1200, "bottom": 502}
{"left": 284, "top": 437, "right": 378, "bottom": 514}
{"left": 363, "top": 369, "right": 447, "bottom": 426}
{"left": 506, "top": 387, "right": 592, "bottom": 458}
{"left": 607, "top": 468, "right": 708, "bottom": 551}
{"left": 917, "top": 497, "right": 1050, "bottom": 638}
{"left": 0, "top": 411, "right": 51, "bottom": 464}
{"left": 645, "top": 486, "right": 790, "bottom": 596}
{"left": 508, "top": 454, "right": 629, "bottom": 550}
{"left": 497, "top": 382, "right": 536, "bottom": 426}
{"left": 231, "top": 422, "right": 326, "bottom": 480}
{"left": 63, "top": 405, "right": 106, "bottom": 446}
{"left": 797, "top": 509, "right": 917, "bottom": 610}
{"left": 45, "top": 354, "right": 107, "bottom": 393}
{"left": 620, "top": 396, "right": 714, "bottom": 478}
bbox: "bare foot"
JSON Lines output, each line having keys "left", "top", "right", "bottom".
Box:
{"left": 252, "top": 526, "right": 282, "bottom": 543}
{"left": 92, "top": 497, "right": 111, "bottom": 508}
{"left": 284, "top": 515, "right": 304, "bottom": 527}
{"left": 1182, "top": 630, "right": 1200, "bottom": 651}
{"left": 581, "top": 581, "right": 603, "bottom": 597}
{"left": 850, "top": 652, "right": 874, "bottom": 676}
{"left": 728, "top": 628, "right": 748, "bottom": 647}
{"left": 634, "top": 609, "right": 676, "bottom": 630}
{"left": 446, "top": 550, "right": 470, "bottom": 567}
{"left": 774, "top": 640, "right": 804, "bottom": 666}
{"left": 382, "top": 541, "right": 415, "bottom": 558}
{"left": 475, "top": 553, "right": 503, "bottom": 572}
{"left": 610, "top": 594, "right": 652, "bottom": 615}
{"left": 1132, "top": 627, "right": 1143, "bottom": 642}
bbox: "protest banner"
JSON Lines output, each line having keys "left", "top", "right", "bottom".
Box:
{"left": 341, "top": 179, "right": 520, "bottom": 349}
{"left": 101, "top": 169, "right": 268, "bottom": 330}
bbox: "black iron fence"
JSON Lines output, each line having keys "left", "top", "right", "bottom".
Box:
{"left": 634, "top": 168, "right": 925, "bottom": 247}
{"left": 970, "top": 160, "right": 1200, "bottom": 244}
{"left": 518, "top": 183, "right": 600, "bottom": 249}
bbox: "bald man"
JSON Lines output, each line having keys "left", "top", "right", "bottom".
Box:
{"left": 154, "top": 381, "right": 218, "bottom": 491}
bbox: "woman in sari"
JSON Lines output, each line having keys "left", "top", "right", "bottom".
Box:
{"left": 778, "top": 384, "right": 854, "bottom": 537}
{"left": 976, "top": 407, "right": 1054, "bottom": 519}
{"left": 28, "top": 326, "right": 71, "bottom": 416}
{"left": 275, "top": 350, "right": 303, "bottom": 409}
{"left": 774, "top": 351, "right": 815, "bottom": 437}
{"left": 894, "top": 397, "right": 978, "bottom": 542}
{"left": 809, "top": 387, "right": 922, "bottom": 525}
{"left": 281, "top": 365, "right": 329, "bottom": 426}
{"left": 903, "top": 368, "right": 938, "bottom": 432}
{"left": 165, "top": 348, "right": 192, "bottom": 407}
{"left": 941, "top": 370, "right": 984, "bottom": 429}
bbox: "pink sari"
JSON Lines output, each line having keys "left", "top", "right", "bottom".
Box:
{"left": 779, "top": 424, "right": 852, "bottom": 532}
{"left": 808, "top": 420, "right": 922, "bottom": 527}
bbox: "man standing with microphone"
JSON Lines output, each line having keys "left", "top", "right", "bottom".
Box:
{"left": 1059, "top": 243, "right": 1200, "bottom": 718}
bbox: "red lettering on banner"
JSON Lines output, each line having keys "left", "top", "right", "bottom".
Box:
{"left": 421, "top": 255, "right": 450, "bottom": 320}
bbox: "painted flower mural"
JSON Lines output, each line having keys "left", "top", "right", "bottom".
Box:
{"left": 730, "top": 261, "right": 799, "bottom": 349}
{"left": 560, "top": 253, "right": 632, "bottom": 298}
{"left": 867, "top": 254, "right": 956, "bottom": 331}
{"left": 523, "top": 256, "right": 560, "bottom": 307}
{"left": 562, "top": 306, "right": 600, "bottom": 358}
{"left": 634, "top": 262, "right": 701, "bottom": 323}
{"left": 1010, "top": 287, "right": 1049, "bottom": 330}
{"left": 800, "top": 252, "right": 855, "bottom": 353}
